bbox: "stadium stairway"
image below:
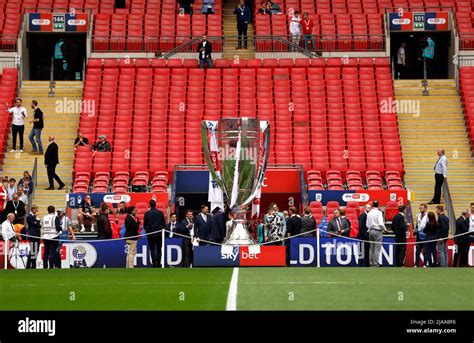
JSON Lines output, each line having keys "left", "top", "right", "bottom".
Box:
{"left": 395, "top": 79, "right": 474, "bottom": 215}
{"left": 222, "top": 0, "right": 255, "bottom": 59}
{"left": 0, "top": 81, "right": 82, "bottom": 215}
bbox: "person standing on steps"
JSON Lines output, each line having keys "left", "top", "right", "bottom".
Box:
{"left": 6, "top": 98, "right": 27, "bottom": 153}
{"left": 44, "top": 136, "right": 65, "bottom": 190}
{"left": 428, "top": 148, "right": 447, "bottom": 205}
{"left": 29, "top": 100, "right": 44, "bottom": 155}
{"left": 234, "top": 0, "right": 251, "bottom": 50}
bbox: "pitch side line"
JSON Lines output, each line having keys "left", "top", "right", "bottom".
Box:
{"left": 226, "top": 267, "right": 239, "bottom": 311}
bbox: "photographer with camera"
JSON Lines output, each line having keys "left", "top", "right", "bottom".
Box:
{"left": 2, "top": 213, "right": 18, "bottom": 262}
{"left": 26, "top": 205, "right": 41, "bottom": 269}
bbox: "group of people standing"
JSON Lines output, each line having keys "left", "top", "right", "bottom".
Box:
{"left": 1, "top": 204, "right": 75, "bottom": 269}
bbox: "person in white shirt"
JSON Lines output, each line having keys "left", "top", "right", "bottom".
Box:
{"left": 289, "top": 11, "right": 302, "bottom": 51}
{"left": 5, "top": 98, "right": 27, "bottom": 153}
{"left": 366, "top": 200, "right": 387, "bottom": 267}
{"left": 17, "top": 186, "right": 28, "bottom": 206}
{"left": 429, "top": 148, "right": 447, "bottom": 205}
{"left": 414, "top": 203, "right": 428, "bottom": 267}
{"left": 41, "top": 205, "right": 61, "bottom": 269}
{"left": 1, "top": 212, "right": 17, "bottom": 242}
{"left": 396, "top": 42, "right": 406, "bottom": 79}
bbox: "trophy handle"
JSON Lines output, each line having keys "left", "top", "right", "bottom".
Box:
{"left": 201, "top": 121, "right": 227, "bottom": 193}
{"left": 240, "top": 120, "right": 271, "bottom": 207}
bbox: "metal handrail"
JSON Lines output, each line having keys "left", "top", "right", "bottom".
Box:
{"left": 24, "top": 157, "right": 38, "bottom": 228}
{"left": 27, "top": 158, "right": 38, "bottom": 214}
{"left": 0, "top": 34, "right": 18, "bottom": 52}
{"left": 161, "top": 36, "right": 202, "bottom": 59}
{"left": 49, "top": 58, "right": 55, "bottom": 97}
{"left": 442, "top": 180, "right": 457, "bottom": 235}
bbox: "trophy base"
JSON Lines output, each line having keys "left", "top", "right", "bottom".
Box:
{"left": 225, "top": 219, "right": 255, "bottom": 245}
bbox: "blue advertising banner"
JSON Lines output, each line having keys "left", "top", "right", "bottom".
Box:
{"left": 164, "top": 238, "right": 184, "bottom": 267}
{"left": 193, "top": 246, "right": 240, "bottom": 267}
{"left": 289, "top": 238, "right": 318, "bottom": 267}
{"left": 175, "top": 171, "right": 209, "bottom": 193}
{"left": 307, "top": 190, "right": 355, "bottom": 205}
{"left": 67, "top": 193, "right": 108, "bottom": 208}
{"left": 319, "top": 237, "right": 395, "bottom": 267}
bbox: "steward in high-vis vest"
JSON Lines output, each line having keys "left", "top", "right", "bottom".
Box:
{"left": 41, "top": 205, "right": 62, "bottom": 269}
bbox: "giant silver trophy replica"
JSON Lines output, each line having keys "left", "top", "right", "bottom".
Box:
{"left": 201, "top": 118, "right": 270, "bottom": 245}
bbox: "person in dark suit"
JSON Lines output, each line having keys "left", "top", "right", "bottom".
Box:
{"left": 26, "top": 205, "right": 41, "bottom": 269}
{"left": 287, "top": 206, "right": 302, "bottom": 237}
{"left": 301, "top": 207, "right": 316, "bottom": 237}
{"left": 211, "top": 207, "right": 225, "bottom": 243}
{"left": 44, "top": 136, "right": 65, "bottom": 190}
{"left": 286, "top": 206, "right": 302, "bottom": 265}
{"left": 436, "top": 205, "right": 449, "bottom": 267}
{"left": 197, "top": 35, "right": 212, "bottom": 69}
{"left": 180, "top": 210, "right": 194, "bottom": 267}
{"left": 454, "top": 210, "right": 470, "bottom": 267}
{"left": 423, "top": 212, "right": 438, "bottom": 267}
{"left": 165, "top": 213, "right": 183, "bottom": 238}
{"left": 357, "top": 204, "right": 371, "bottom": 267}
{"left": 125, "top": 206, "right": 140, "bottom": 268}
{"left": 391, "top": 205, "right": 408, "bottom": 267}
{"left": 195, "top": 204, "right": 214, "bottom": 245}
{"left": 143, "top": 200, "right": 166, "bottom": 267}
{"left": 96, "top": 203, "right": 112, "bottom": 239}
{"left": 234, "top": 0, "right": 251, "bottom": 49}
{"left": 327, "top": 209, "right": 351, "bottom": 237}
{"left": 3, "top": 193, "right": 26, "bottom": 224}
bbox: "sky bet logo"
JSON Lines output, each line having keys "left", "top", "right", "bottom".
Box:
{"left": 221, "top": 247, "right": 240, "bottom": 261}
{"left": 427, "top": 18, "right": 446, "bottom": 25}
{"left": 31, "top": 19, "right": 51, "bottom": 25}
{"left": 221, "top": 247, "right": 260, "bottom": 261}
{"left": 392, "top": 18, "right": 411, "bottom": 25}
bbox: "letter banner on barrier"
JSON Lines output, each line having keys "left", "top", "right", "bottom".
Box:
{"left": 307, "top": 190, "right": 408, "bottom": 206}
{"left": 319, "top": 237, "right": 396, "bottom": 267}
{"left": 289, "top": 238, "right": 318, "bottom": 267}
{"left": 5, "top": 238, "right": 184, "bottom": 269}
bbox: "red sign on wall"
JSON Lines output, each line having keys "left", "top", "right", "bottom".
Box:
{"left": 239, "top": 246, "right": 286, "bottom": 266}
{"left": 262, "top": 169, "right": 301, "bottom": 193}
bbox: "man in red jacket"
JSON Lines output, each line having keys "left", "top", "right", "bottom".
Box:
{"left": 302, "top": 12, "right": 316, "bottom": 51}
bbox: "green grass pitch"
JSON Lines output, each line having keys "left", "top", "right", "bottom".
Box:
{"left": 0, "top": 268, "right": 472, "bottom": 310}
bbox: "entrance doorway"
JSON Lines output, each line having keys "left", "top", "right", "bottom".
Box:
{"left": 27, "top": 32, "right": 87, "bottom": 80}
{"left": 390, "top": 31, "right": 451, "bottom": 79}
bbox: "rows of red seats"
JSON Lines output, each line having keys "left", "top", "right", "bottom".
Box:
{"left": 255, "top": 13, "right": 384, "bottom": 51}
{"left": 0, "top": 0, "right": 222, "bottom": 51}
{"left": 258, "top": 0, "right": 459, "bottom": 15}
{"left": 74, "top": 57, "right": 403, "bottom": 191}
{"left": 459, "top": 66, "right": 474, "bottom": 148}
{"left": 0, "top": 68, "right": 18, "bottom": 165}
{"left": 93, "top": 13, "right": 222, "bottom": 52}
{"left": 307, "top": 170, "right": 404, "bottom": 191}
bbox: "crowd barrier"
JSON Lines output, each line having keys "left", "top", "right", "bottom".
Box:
{"left": 2, "top": 229, "right": 472, "bottom": 269}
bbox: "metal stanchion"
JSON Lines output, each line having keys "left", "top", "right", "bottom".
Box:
{"left": 161, "top": 228, "right": 165, "bottom": 269}
{"left": 48, "top": 57, "right": 55, "bottom": 97}
{"left": 422, "top": 57, "right": 429, "bottom": 96}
